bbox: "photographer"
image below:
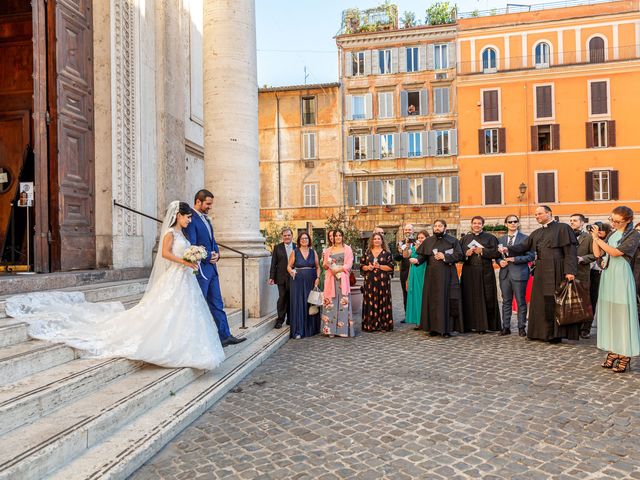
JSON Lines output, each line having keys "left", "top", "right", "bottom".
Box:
{"left": 591, "top": 207, "right": 640, "bottom": 373}
{"left": 569, "top": 214, "right": 596, "bottom": 338}
{"left": 394, "top": 223, "right": 415, "bottom": 314}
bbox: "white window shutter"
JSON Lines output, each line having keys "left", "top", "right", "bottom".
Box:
{"left": 449, "top": 129, "right": 458, "bottom": 155}
{"left": 366, "top": 134, "right": 374, "bottom": 160}
{"left": 345, "top": 95, "right": 353, "bottom": 120}
{"left": 420, "top": 89, "right": 428, "bottom": 115}
{"left": 365, "top": 93, "right": 373, "bottom": 119}
{"left": 391, "top": 48, "right": 399, "bottom": 73}
{"left": 389, "top": 93, "right": 394, "bottom": 117}
{"left": 392, "top": 133, "right": 400, "bottom": 158}
{"left": 364, "top": 51, "right": 372, "bottom": 75}
{"left": 427, "top": 44, "right": 435, "bottom": 70}
{"left": 399, "top": 132, "right": 407, "bottom": 158}
{"left": 419, "top": 45, "right": 427, "bottom": 71}
{"left": 347, "top": 181, "right": 357, "bottom": 206}
{"left": 371, "top": 50, "right": 379, "bottom": 75}
{"left": 420, "top": 131, "right": 428, "bottom": 157}
{"left": 428, "top": 131, "right": 437, "bottom": 156}
{"left": 400, "top": 91, "right": 408, "bottom": 117}
{"left": 347, "top": 136, "right": 354, "bottom": 161}
{"left": 448, "top": 42, "right": 456, "bottom": 69}
{"left": 345, "top": 51, "right": 353, "bottom": 77}
{"left": 451, "top": 176, "right": 459, "bottom": 203}
{"left": 399, "top": 47, "right": 407, "bottom": 72}
{"left": 424, "top": 177, "right": 438, "bottom": 203}
{"left": 377, "top": 93, "right": 384, "bottom": 118}
{"left": 443, "top": 88, "right": 450, "bottom": 113}
{"left": 373, "top": 134, "right": 381, "bottom": 159}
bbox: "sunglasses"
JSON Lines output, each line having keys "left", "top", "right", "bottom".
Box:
{"left": 506, "top": 220, "right": 519, "bottom": 224}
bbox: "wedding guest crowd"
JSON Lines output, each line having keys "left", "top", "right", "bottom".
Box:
{"left": 268, "top": 203, "right": 640, "bottom": 373}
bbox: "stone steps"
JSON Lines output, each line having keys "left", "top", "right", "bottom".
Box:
{"left": 51, "top": 326, "right": 289, "bottom": 480}
{"left": 0, "top": 274, "right": 282, "bottom": 479}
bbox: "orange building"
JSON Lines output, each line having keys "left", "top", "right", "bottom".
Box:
{"left": 456, "top": 0, "right": 640, "bottom": 231}
{"left": 258, "top": 83, "right": 342, "bottom": 244}
{"left": 336, "top": 16, "right": 461, "bottom": 239}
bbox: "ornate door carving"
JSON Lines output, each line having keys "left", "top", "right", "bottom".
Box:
{"left": 52, "top": 0, "right": 95, "bottom": 270}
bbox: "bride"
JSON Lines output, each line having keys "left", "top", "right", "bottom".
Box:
{"left": 6, "top": 201, "right": 225, "bottom": 371}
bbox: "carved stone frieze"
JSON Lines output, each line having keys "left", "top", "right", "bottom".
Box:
{"left": 113, "top": 0, "right": 140, "bottom": 236}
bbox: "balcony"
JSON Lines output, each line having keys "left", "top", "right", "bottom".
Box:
{"left": 339, "top": 3, "right": 398, "bottom": 35}
{"left": 458, "top": 0, "right": 619, "bottom": 19}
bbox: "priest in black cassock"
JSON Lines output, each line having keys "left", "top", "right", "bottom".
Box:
{"left": 509, "top": 205, "right": 579, "bottom": 343}
{"left": 460, "top": 216, "right": 501, "bottom": 333}
{"left": 412, "top": 219, "right": 464, "bottom": 337}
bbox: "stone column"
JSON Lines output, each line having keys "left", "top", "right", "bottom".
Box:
{"left": 203, "top": 0, "right": 275, "bottom": 317}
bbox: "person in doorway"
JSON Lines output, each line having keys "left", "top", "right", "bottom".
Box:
{"left": 184, "top": 189, "right": 246, "bottom": 347}
{"left": 497, "top": 215, "right": 534, "bottom": 336}
{"left": 269, "top": 228, "right": 295, "bottom": 329}
{"left": 460, "top": 216, "right": 501, "bottom": 334}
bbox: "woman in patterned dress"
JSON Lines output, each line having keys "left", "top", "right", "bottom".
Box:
{"left": 321, "top": 230, "right": 355, "bottom": 337}
{"left": 360, "top": 232, "right": 394, "bottom": 332}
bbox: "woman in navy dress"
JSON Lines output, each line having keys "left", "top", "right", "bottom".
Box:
{"left": 287, "top": 232, "right": 321, "bottom": 339}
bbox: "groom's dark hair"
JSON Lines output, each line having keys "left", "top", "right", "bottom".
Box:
{"left": 194, "top": 189, "right": 214, "bottom": 204}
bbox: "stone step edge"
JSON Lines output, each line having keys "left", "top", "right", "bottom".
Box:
{"left": 51, "top": 327, "right": 290, "bottom": 480}
{"left": 0, "top": 367, "right": 204, "bottom": 480}
{"left": 0, "top": 358, "right": 144, "bottom": 437}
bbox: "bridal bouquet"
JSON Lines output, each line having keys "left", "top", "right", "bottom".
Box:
{"left": 328, "top": 257, "right": 343, "bottom": 280}
{"left": 183, "top": 246, "right": 207, "bottom": 276}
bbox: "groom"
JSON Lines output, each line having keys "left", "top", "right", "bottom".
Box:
{"left": 184, "top": 189, "right": 246, "bottom": 347}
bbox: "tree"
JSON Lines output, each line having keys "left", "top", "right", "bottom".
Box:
{"left": 325, "top": 212, "right": 362, "bottom": 254}
{"left": 262, "top": 216, "right": 292, "bottom": 252}
{"left": 425, "top": 2, "right": 456, "bottom": 25}
{"left": 401, "top": 10, "right": 416, "bottom": 28}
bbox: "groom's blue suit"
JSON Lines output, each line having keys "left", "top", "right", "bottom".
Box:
{"left": 184, "top": 209, "right": 232, "bottom": 341}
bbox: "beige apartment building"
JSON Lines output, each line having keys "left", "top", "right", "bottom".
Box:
{"left": 259, "top": 83, "right": 342, "bottom": 246}
{"left": 336, "top": 17, "right": 461, "bottom": 239}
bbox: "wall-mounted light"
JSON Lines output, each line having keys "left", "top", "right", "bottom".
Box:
{"left": 517, "top": 182, "right": 527, "bottom": 200}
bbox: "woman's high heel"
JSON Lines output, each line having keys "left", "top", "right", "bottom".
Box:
{"left": 602, "top": 352, "right": 618, "bottom": 369}
{"left": 613, "top": 356, "right": 631, "bottom": 373}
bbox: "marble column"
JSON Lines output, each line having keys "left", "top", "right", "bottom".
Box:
{"left": 203, "top": 0, "right": 275, "bottom": 317}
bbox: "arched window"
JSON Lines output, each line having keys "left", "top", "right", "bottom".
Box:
{"left": 482, "top": 48, "right": 497, "bottom": 71}
{"left": 535, "top": 42, "right": 550, "bottom": 67}
{"left": 589, "top": 37, "right": 605, "bottom": 63}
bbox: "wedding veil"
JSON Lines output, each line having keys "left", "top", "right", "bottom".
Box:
{"left": 146, "top": 200, "right": 181, "bottom": 294}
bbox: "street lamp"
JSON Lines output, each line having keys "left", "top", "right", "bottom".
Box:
{"left": 517, "top": 182, "right": 527, "bottom": 200}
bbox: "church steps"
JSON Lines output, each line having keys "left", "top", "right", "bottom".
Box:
{"left": 0, "top": 341, "right": 76, "bottom": 387}
{"left": 0, "top": 358, "right": 143, "bottom": 437}
{"left": 50, "top": 326, "right": 290, "bottom": 480}
{"left": 0, "top": 365, "right": 204, "bottom": 480}
{"left": 0, "top": 321, "right": 28, "bottom": 347}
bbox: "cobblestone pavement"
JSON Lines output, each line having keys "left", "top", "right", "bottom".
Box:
{"left": 132, "top": 281, "right": 640, "bottom": 480}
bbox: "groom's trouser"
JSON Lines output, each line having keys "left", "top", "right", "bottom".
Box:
{"left": 198, "top": 274, "right": 232, "bottom": 341}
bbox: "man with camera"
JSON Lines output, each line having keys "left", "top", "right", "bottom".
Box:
{"left": 569, "top": 214, "right": 596, "bottom": 338}
{"left": 394, "top": 223, "right": 415, "bottom": 315}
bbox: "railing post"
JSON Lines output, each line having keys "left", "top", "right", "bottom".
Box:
{"left": 241, "top": 255, "right": 247, "bottom": 329}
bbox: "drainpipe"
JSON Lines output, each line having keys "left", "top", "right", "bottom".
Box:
{"left": 276, "top": 94, "right": 282, "bottom": 210}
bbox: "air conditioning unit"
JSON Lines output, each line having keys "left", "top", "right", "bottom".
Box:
{"left": 435, "top": 72, "right": 447, "bottom": 80}
{"left": 304, "top": 160, "right": 315, "bottom": 168}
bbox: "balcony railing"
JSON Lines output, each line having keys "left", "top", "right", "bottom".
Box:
{"left": 339, "top": 3, "right": 399, "bottom": 35}
{"left": 457, "top": 45, "right": 640, "bottom": 75}
{"left": 458, "top": 0, "right": 618, "bottom": 19}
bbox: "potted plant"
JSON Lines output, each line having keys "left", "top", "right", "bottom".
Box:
{"left": 411, "top": 205, "right": 420, "bottom": 212}
{"left": 384, "top": 205, "right": 392, "bottom": 213}
{"left": 359, "top": 206, "right": 368, "bottom": 213}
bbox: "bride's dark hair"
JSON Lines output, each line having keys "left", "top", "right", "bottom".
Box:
{"left": 170, "top": 202, "right": 192, "bottom": 226}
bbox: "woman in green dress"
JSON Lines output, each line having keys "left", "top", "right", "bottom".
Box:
{"left": 591, "top": 206, "right": 640, "bottom": 373}
{"left": 405, "top": 230, "right": 429, "bottom": 328}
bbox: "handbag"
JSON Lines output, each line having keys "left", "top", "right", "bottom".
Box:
{"left": 349, "top": 271, "right": 357, "bottom": 286}
{"left": 554, "top": 279, "right": 593, "bottom": 326}
{"left": 307, "top": 287, "right": 324, "bottom": 306}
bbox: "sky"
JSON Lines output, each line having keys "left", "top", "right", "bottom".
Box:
{"left": 256, "top": 0, "right": 504, "bottom": 87}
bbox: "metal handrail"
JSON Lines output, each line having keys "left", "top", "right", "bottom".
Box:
{"left": 113, "top": 200, "right": 249, "bottom": 329}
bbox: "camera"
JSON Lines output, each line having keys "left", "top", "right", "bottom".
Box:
{"left": 586, "top": 224, "right": 594, "bottom": 232}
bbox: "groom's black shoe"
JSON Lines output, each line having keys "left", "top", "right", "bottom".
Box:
{"left": 274, "top": 321, "right": 284, "bottom": 329}
{"left": 222, "top": 335, "right": 247, "bottom": 347}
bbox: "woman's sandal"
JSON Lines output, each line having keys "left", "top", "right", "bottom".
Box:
{"left": 613, "top": 356, "right": 631, "bottom": 373}
{"left": 602, "top": 352, "right": 618, "bottom": 369}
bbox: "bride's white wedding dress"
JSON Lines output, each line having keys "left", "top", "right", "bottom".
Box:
{"left": 6, "top": 203, "right": 225, "bottom": 371}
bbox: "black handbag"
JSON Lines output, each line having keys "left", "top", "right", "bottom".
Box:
{"left": 555, "top": 279, "right": 592, "bottom": 326}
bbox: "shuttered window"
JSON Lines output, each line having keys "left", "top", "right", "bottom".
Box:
{"left": 483, "top": 90, "right": 499, "bottom": 123}
{"left": 434, "top": 88, "right": 450, "bottom": 114}
{"left": 303, "top": 184, "right": 318, "bottom": 207}
{"left": 590, "top": 81, "right": 608, "bottom": 115}
{"left": 537, "top": 172, "right": 556, "bottom": 203}
{"left": 589, "top": 37, "right": 605, "bottom": 63}
{"left": 586, "top": 170, "right": 618, "bottom": 201}
{"left": 483, "top": 175, "right": 502, "bottom": 205}
{"left": 302, "top": 133, "right": 316, "bottom": 159}
{"left": 352, "top": 51, "right": 365, "bottom": 76}
{"left": 535, "top": 85, "right": 553, "bottom": 119}
{"left": 301, "top": 97, "right": 316, "bottom": 125}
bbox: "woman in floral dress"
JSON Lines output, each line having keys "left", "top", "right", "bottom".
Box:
{"left": 360, "top": 232, "right": 394, "bottom": 332}
{"left": 321, "top": 230, "right": 355, "bottom": 337}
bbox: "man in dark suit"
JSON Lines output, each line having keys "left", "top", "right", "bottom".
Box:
{"left": 269, "top": 228, "right": 295, "bottom": 329}
{"left": 393, "top": 223, "right": 414, "bottom": 317}
{"left": 497, "top": 215, "right": 534, "bottom": 337}
{"left": 569, "top": 213, "right": 596, "bottom": 338}
{"left": 184, "top": 189, "right": 246, "bottom": 347}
